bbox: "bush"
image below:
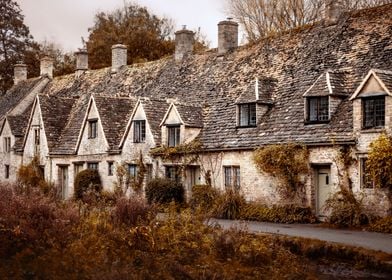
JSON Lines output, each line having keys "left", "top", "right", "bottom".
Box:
{"left": 74, "top": 169, "right": 102, "bottom": 200}
{"left": 213, "top": 189, "right": 245, "bottom": 219}
{"left": 324, "top": 190, "right": 369, "bottom": 228}
{"left": 17, "top": 157, "right": 52, "bottom": 194}
{"left": 368, "top": 216, "right": 392, "bottom": 233}
{"left": 113, "top": 197, "right": 155, "bottom": 227}
{"left": 189, "top": 184, "right": 218, "bottom": 210}
{"left": 240, "top": 203, "right": 317, "bottom": 224}
{"left": 145, "top": 178, "right": 184, "bottom": 204}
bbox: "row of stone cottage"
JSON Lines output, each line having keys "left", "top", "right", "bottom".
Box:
{"left": 1, "top": 2, "right": 392, "bottom": 217}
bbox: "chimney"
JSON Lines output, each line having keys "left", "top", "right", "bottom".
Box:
{"left": 40, "top": 56, "right": 54, "bottom": 78}
{"left": 111, "top": 44, "right": 127, "bottom": 72}
{"left": 75, "top": 48, "right": 88, "bottom": 77}
{"left": 174, "top": 25, "right": 194, "bottom": 62}
{"left": 218, "top": 18, "right": 238, "bottom": 55}
{"left": 14, "top": 63, "right": 27, "bottom": 85}
{"left": 324, "top": 0, "right": 344, "bottom": 23}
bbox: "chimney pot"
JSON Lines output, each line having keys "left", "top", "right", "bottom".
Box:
{"left": 14, "top": 63, "right": 27, "bottom": 85}
{"left": 111, "top": 44, "right": 127, "bottom": 73}
{"left": 174, "top": 27, "right": 194, "bottom": 62}
{"left": 324, "top": 0, "right": 344, "bottom": 23}
{"left": 40, "top": 56, "right": 54, "bottom": 78}
{"left": 218, "top": 19, "right": 238, "bottom": 55}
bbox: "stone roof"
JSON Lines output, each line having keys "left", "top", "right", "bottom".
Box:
{"left": 303, "top": 71, "right": 351, "bottom": 97}
{"left": 93, "top": 96, "right": 136, "bottom": 151}
{"left": 9, "top": 4, "right": 392, "bottom": 152}
{"left": 175, "top": 104, "right": 204, "bottom": 128}
{"left": 373, "top": 69, "right": 392, "bottom": 94}
{"left": 0, "top": 77, "right": 42, "bottom": 119}
{"left": 39, "top": 96, "right": 78, "bottom": 151}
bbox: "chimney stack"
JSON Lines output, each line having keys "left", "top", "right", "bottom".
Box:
{"left": 14, "top": 63, "right": 27, "bottom": 85}
{"left": 40, "top": 56, "right": 54, "bottom": 78}
{"left": 218, "top": 18, "right": 238, "bottom": 55}
{"left": 174, "top": 26, "right": 194, "bottom": 62}
{"left": 75, "top": 49, "right": 88, "bottom": 77}
{"left": 111, "top": 44, "right": 127, "bottom": 73}
{"left": 324, "top": 0, "right": 344, "bottom": 24}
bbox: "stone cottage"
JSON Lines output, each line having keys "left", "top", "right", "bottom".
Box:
{"left": 1, "top": 3, "right": 392, "bottom": 217}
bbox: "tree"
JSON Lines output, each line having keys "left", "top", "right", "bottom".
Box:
{"left": 86, "top": 3, "right": 175, "bottom": 69}
{"left": 0, "top": 0, "right": 33, "bottom": 94}
{"left": 225, "top": 0, "right": 392, "bottom": 42}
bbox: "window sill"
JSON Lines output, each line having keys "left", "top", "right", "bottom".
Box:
{"left": 236, "top": 125, "right": 257, "bottom": 129}
{"left": 304, "top": 121, "right": 329, "bottom": 125}
{"left": 360, "top": 128, "right": 386, "bottom": 134}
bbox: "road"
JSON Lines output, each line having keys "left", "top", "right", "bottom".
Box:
{"left": 211, "top": 219, "right": 392, "bottom": 254}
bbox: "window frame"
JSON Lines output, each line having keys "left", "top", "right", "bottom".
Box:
{"left": 128, "top": 164, "right": 138, "bottom": 178}
{"left": 3, "top": 137, "right": 11, "bottom": 153}
{"left": 238, "top": 103, "right": 257, "bottom": 128}
{"left": 362, "top": 96, "right": 385, "bottom": 129}
{"left": 108, "top": 161, "right": 114, "bottom": 176}
{"left": 87, "top": 162, "right": 99, "bottom": 170}
{"left": 224, "top": 166, "right": 241, "bottom": 190}
{"left": 5, "top": 164, "right": 9, "bottom": 179}
{"left": 133, "top": 120, "right": 146, "bottom": 143}
{"left": 74, "top": 162, "right": 84, "bottom": 178}
{"left": 360, "top": 158, "right": 374, "bottom": 189}
{"left": 165, "top": 165, "right": 181, "bottom": 184}
{"left": 88, "top": 119, "right": 98, "bottom": 139}
{"left": 306, "top": 96, "right": 329, "bottom": 123}
{"left": 167, "top": 125, "right": 181, "bottom": 147}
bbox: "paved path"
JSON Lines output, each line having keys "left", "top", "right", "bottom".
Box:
{"left": 211, "top": 219, "right": 392, "bottom": 254}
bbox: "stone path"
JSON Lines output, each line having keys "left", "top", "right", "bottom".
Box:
{"left": 211, "top": 219, "right": 392, "bottom": 254}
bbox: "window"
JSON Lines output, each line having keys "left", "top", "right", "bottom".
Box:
{"left": 74, "top": 163, "right": 83, "bottom": 178}
{"left": 108, "top": 162, "right": 114, "bottom": 176}
{"left": 361, "top": 158, "right": 374, "bottom": 189}
{"left": 165, "top": 166, "right": 181, "bottom": 183}
{"left": 146, "top": 164, "right": 153, "bottom": 182}
{"left": 238, "top": 103, "right": 256, "bottom": 127}
{"left": 307, "top": 97, "right": 329, "bottom": 122}
{"left": 3, "top": 137, "right": 11, "bottom": 153}
{"left": 167, "top": 126, "right": 180, "bottom": 147}
{"left": 87, "top": 162, "right": 99, "bottom": 170}
{"left": 133, "top": 120, "right": 146, "bottom": 143}
{"left": 5, "top": 165, "right": 9, "bottom": 179}
{"left": 34, "top": 128, "right": 40, "bottom": 145}
{"left": 224, "top": 166, "right": 240, "bottom": 189}
{"left": 88, "top": 119, "right": 98, "bottom": 139}
{"left": 363, "top": 97, "right": 385, "bottom": 129}
{"left": 128, "top": 164, "right": 138, "bottom": 178}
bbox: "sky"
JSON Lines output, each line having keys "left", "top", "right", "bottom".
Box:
{"left": 16, "top": 0, "right": 228, "bottom": 52}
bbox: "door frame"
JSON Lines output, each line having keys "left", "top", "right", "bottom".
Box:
{"left": 312, "top": 164, "right": 332, "bottom": 217}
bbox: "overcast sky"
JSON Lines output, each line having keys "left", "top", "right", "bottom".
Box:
{"left": 16, "top": 0, "right": 228, "bottom": 52}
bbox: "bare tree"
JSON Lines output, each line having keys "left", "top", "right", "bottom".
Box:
{"left": 226, "top": 0, "right": 392, "bottom": 42}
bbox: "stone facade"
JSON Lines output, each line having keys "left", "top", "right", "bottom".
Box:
{"left": 1, "top": 4, "right": 392, "bottom": 216}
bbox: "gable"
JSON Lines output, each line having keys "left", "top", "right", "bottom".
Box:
{"left": 358, "top": 75, "right": 386, "bottom": 97}
{"left": 351, "top": 70, "right": 392, "bottom": 100}
{"left": 163, "top": 105, "right": 182, "bottom": 126}
{"left": 0, "top": 119, "right": 12, "bottom": 137}
{"left": 77, "top": 98, "right": 109, "bottom": 155}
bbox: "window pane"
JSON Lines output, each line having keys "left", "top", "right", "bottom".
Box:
{"left": 249, "top": 104, "right": 256, "bottom": 126}
{"left": 141, "top": 121, "right": 146, "bottom": 142}
{"left": 233, "top": 167, "right": 241, "bottom": 189}
{"left": 308, "top": 98, "right": 318, "bottom": 121}
{"left": 128, "top": 164, "right": 138, "bottom": 177}
{"left": 374, "top": 98, "right": 385, "bottom": 127}
{"left": 319, "top": 97, "right": 329, "bottom": 121}
{"left": 224, "top": 167, "right": 232, "bottom": 188}
{"left": 363, "top": 97, "right": 385, "bottom": 128}
{"left": 168, "top": 126, "right": 180, "bottom": 147}
{"left": 134, "top": 121, "right": 140, "bottom": 142}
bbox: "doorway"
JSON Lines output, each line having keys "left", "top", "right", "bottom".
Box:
{"left": 58, "top": 166, "right": 69, "bottom": 199}
{"left": 316, "top": 167, "right": 332, "bottom": 217}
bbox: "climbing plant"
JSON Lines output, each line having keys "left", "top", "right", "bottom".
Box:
{"left": 367, "top": 134, "right": 392, "bottom": 190}
{"left": 252, "top": 143, "right": 309, "bottom": 200}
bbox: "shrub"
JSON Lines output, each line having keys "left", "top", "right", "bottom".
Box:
{"left": 324, "top": 189, "right": 369, "bottom": 228}
{"left": 213, "top": 189, "right": 245, "bottom": 219}
{"left": 368, "top": 216, "right": 392, "bottom": 233}
{"left": 367, "top": 134, "right": 392, "bottom": 190}
{"left": 189, "top": 184, "right": 218, "bottom": 210}
{"left": 240, "top": 203, "right": 317, "bottom": 224}
{"left": 145, "top": 178, "right": 184, "bottom": 204}
{"left": 74, "top": 169, "right": 102, "bottom": 200}
{"left": 113, "top": 197, "right": 155, "bottom": 227}
{"left": 17, "top": 157, "right": 52, "bottom": 194}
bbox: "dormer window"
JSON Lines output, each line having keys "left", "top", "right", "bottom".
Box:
{"left": 238, "top": 103, "right": 256, "bottom": 127}
{"left": 363, "top": 96, "right": 385, "bottom": 129}
{"left": 307, "top": 97, "right": 329, "bottom": 123}
{"left": 88, "top": 119, "right": 98, "bottom": 139}
{"left": 133, "top": 120, "right": 146, "bottom": 143}
{"left": 167, "top": 125, "right": 180, "bottom": 147}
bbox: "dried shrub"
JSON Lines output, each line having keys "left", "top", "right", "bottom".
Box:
{"left": 189, "top": 184, "right": 218, "bottom": 210}
{"left": 113, "top": 196, "right": 155, "bottom": 227}
{"left": 74, "top": 169, "right": 102, "bottom": 200}
{"left": 367, "top": 134, "right": 392, "bottom": 189}
{"left": 240, "top": 203, "right": 317, "bottom": 223}
{"left": 145, "top": 177, "right": 184, "bottom": 205}
{"left": 17, "top": 156, "right": 52, "bottom": 194}
{"left": 253, "top": 143, "right": 309, "bottom": 199}
{"left": 324, "top": 189, "right": 370, "bottom": 227}
{"left": 368, "top": 216, "right": 392, "bottom": 234}
{"left": 213, "top": 189, "right": 246, "bottom": 219}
